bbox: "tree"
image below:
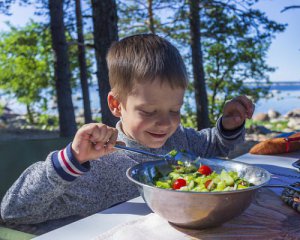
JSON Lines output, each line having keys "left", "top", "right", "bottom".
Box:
{"left": 1, "top": 0, "right": 94, "bottom": 130}
{"left": 147, "top": 0, "right": 155, "bottom": 34}
{"left": 0, "top": 0, "right": 15, "bottom": 14}
{"left": 75, "top": 0, "right": 92, "bottom": 123}
{"left": 0, "top": 21, "right": 53, "bottom": 123}
{"left": 91, "top": 0, "right": 119, "bottom": 127}
{"left": 48, "top": 0, "right": 77, "bottom": 137}
{"left": 201, "top": 0, "right": 285, "bottom": 122}
{"left": 188, "top": 0, "right": 210, "bottom": 129}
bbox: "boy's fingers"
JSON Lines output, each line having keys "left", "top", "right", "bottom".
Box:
{"left": 90, "top": 127, "right": 118, "bottom": 149}
{"left": 90, "top": 124, "right": 113, "bottom": 143}
{"left": 103, "top": 127, "right": 114, "bottom": 142}
{"left": 224, "top": 101, "right": 247, "bottom": 119}
{"left": 106, "top": 129, "right": 119, "bottom": 149}
{"left": 223, "top": 114, "right": 242, "bottom": 127}
{"left": 93, "top": 142, "right": 105, "bottom": 151}
{"left": 234, "top": 96, "right": 255, "bottom": 118}
{"left": 232, "top": 96, "right": 248, "bottom": 111}
{"left": 79, "top": 123, "right": 106, "bottom": 142}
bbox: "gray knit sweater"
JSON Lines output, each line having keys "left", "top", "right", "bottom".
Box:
{"left": 0, "top": 119, "right": 244, "bottom": 232}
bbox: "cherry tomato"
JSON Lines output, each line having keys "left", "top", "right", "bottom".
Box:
{"left": 172, "top": 178, "right": 187, "bottom": 190}
{"left": 204, "top": 179, "right": 213, "bottom": 190}
{"left": 198, "top": 165, "right": 212, "bottom": 176}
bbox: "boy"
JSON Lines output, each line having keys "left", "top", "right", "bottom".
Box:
{"left": 1, "top": 34, "right": 254, "bottom": 233}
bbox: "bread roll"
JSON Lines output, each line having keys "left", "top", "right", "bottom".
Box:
{"left": 249, "top": 132, "right": 300, "bottom": 155}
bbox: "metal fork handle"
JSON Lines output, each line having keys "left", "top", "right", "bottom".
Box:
{"left": 114, "top": 144, "right": 164, "bottom": 159}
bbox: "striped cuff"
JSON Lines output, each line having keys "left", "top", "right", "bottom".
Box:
{"left": 217, "top": 116, "right": 244, "bottom": 140}
{"left": 51, "top": 143, "right": 90, "bottom": 181}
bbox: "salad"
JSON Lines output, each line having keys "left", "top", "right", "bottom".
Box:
{"left": 154, "top": 163, "right": 254, "bottom": 192}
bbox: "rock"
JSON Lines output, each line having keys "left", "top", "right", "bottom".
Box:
{"left": 253, "top": 113, "right": 269, "bottom": 121}
{"left": 270, "top": 116, "right": 286, "bottom": 123}
{"left": 245, "top": 132, "right": 278, "bottom": 142}
{"left": 286, "top": 109, "right": 300, "bottom": 118}
{"left": 246, "top": 125, "right": 273, "bottom": 135}
{"left": 0, "top": 113, "right": 20, "bottom": 122}
{"left": 282, "top": 128, "right": 295, "bottom": 133}
{"left": 268, "top": 109, "right": 281, "bottom": 119}
{"left": 287, "top": 118, "right": 300, "bottom": 130}
{"left": 6, "top": 115, "right": 28, "bottom": 129}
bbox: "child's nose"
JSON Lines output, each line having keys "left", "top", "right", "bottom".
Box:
{"left": 156, "top": 114, "right": 171, "bottom": 126}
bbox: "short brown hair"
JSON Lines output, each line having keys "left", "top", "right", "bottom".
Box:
{"left": 107, "top": 34, "right": 188, "bottom": 100}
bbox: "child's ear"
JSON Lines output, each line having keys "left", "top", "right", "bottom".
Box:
{"left": 107, "top": 92, "right": 121, "bottom": 117}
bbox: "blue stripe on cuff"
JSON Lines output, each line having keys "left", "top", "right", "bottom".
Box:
{"left": 65, "top": 143, "right": 90, "bottom": 172}
{"left": 51, "top": 151, "right": 77, "bottom": 182}
{"left": 217, "top": 117, "right": 244, "bottom": 140}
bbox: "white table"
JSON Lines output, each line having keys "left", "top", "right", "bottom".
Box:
{"left": 34, "top": 153, "right": 300, "bottom": 240}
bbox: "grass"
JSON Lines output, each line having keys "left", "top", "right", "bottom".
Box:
{"left": 246, "top": 119, "right": 289, "bottom": 132}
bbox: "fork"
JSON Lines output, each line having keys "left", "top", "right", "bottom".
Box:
{"left": 114, "top": 144, "right": 195, "bottom": 165}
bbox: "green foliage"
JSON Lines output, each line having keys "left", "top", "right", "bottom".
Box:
{"left": 0, "top": 20, "right": 53, "bottom": 118}
{"left": 201, "top": 1, "right": 285, "bottom": 122}
{"left": 246, "top": 119, "right": 289, "bottom": 132}
{"left": 0, "top": 18, "right": 95, "bottom": 124}
{"left": 34, "top": 113, "right": 59, "bottom": 130}
{"left": 16, "top": 113, "right": 59, "bottom": 130}
{"left": 0, "top": 103, "right": 4, "bottom": 116}
{"left": 93, "top": 116, "right": 102, "bottom": 123}
{"left": 181, "top": 112, "right": 197, "bottom": 129}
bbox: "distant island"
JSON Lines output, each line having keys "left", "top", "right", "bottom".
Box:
{"left": 245, "top": 81, "right": 300, "bottom": 88}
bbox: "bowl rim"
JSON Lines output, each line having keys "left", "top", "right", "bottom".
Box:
{"left": 126, "top": 159, "right": 272, "bottom": 195}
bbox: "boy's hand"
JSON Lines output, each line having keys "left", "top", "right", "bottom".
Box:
{"left": 71, "top": 123, "right": 120, "bottom": 164}
{"left": 222, "top": 95, "right": 255, "bottom": 130}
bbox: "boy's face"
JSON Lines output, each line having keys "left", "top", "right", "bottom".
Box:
{"left": 119, "top": 80, "right": 185, "bottom": 148}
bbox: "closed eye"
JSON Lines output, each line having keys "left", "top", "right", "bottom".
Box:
{"left": 170, "top": 110, "right": 180, "bottom": 115}
{"left": 140, "top": 110, "right": 156, "bottom": 116}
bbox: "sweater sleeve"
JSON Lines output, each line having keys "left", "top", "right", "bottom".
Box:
{"left": 0, "top": 144, "right": 90, "bottom": 224}
{"left": 184, "top": 117, "right": 245, "bottom": 158}
{"left": 51, "top": 143, "right": 90, "bottom": 181}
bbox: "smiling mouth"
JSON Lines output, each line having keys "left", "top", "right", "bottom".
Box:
{"left": 147, "top": 132, "right": 167, "bottom": 138}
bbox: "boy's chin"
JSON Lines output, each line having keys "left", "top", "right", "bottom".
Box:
{"left": 144, "top": 141, "right": 166, "bottom": 149}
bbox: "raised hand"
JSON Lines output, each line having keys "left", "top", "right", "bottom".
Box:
{"left": 222, "top": 95, "right": 255, "bottom": 130}
{"left": 71, "top": 123, "right": 120, "bottom": 164}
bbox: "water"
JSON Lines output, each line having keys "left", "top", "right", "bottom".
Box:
{"left": 254, "top": 85, "right": 300, "bottom": 115}
{"left": 1, "top": 83, "right": 300, "bottom": 117}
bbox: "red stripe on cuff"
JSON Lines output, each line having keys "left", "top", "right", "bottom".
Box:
{"left": 60, "top": 149, "right": 81, "bottom": 175}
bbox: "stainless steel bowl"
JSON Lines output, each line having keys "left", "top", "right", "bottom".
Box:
{"left": 126, "top": 158, "right": 271, "bottom": 229}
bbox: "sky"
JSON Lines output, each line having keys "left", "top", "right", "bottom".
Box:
{"left": 0, "top": 0, "right": 299, "bottom": 82}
